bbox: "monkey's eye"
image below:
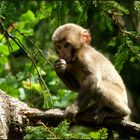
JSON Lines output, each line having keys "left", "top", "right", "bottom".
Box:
{"left": 56, "top": 45, "right": 62, "bottom": 50}
{"left": 64, "top": 42, "right": 71, "bottom": 48}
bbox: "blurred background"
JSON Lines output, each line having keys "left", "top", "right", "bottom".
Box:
{"left": 0, "top": 1, "right": 140, "bottom": 139}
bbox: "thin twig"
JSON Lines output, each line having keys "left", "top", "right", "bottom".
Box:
{"left": 0, "top": 20, "right": 53, "bottom": 107}
{"left": 10, "top": 24, "right": 54, "bottom": 70}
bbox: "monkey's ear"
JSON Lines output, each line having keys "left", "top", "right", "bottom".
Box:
{"left": 80, "top": 30, "right": 91, "bottom": 44}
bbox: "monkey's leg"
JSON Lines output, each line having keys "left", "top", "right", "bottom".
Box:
{"left": 76, "top": 88, "right": 93, "bottom": 112}
{"left": 64, "top": 88, "right": 92, "bottom": 121}
{"left": 95, "top": 81, "right": 131, "bottom": 123}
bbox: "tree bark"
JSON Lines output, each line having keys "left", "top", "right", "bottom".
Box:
{"left": 0, "top": 89, "right": 140, "bottom": 139}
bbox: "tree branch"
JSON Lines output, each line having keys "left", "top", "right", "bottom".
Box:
{"left": 0, "top": 89, "right": 140, "bottom": 139}
{"left": 22, "top": 108, "right": 140, "bottom": 138}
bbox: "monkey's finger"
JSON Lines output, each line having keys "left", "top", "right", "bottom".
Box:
{"left": 55, "top": 59, "right": 66, "bottom": 64}
{"left": 55, "top": 62, "right": 65, "bottom": 67}
{"left": 54, "top": 65, "right": 66, "bottom": 72}
{"left": 54, "top": 62, "right": 66, "bottom": 68}
{"left": 54, "top": 63, "right": 66, "bottom": 69}
{"left": 59, "top": 59, "right": 66, "bottom": 63}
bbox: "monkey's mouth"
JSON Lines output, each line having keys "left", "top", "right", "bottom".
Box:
{"left": 61, "top": 55, "right": 69, "bottom": 62}
{"left": 62, "top": 57, "right": 70, "bottom": 62}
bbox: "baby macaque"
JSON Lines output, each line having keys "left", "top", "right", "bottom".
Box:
{"left": 52, "top": 23, "right": 131, "bottom": 123}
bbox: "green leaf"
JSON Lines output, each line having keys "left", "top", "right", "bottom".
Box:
{"left": 134, "top": 1, "right": 140, "bottom": 14}
{"left": 20, "top": 10, "right": 35, "bottom": 22}
{"left": 130, "top": 57, "right": 136, "bottom": 63}
{"left": 108, "top": 37, "right": 117, "bottom": 48}
{"left": 114, "top": 43, "right": 130, "bottom": 72}
{"left": 0, "top": 44, "right": 10, "bottom": 55}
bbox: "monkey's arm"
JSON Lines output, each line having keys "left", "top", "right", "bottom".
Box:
{"left": 64, "top": 75, "right": 97, "bottom": 120}
{"left": 76, "top": 76, "right": 96, "bottom": 112}
{"left": 56, "top": 70, "right": 80, "bottom": 92}
{"left": 54, "top": 59, "right": 80, "bottom": 92}
{"left": 64, "top": 51, "right": 100, "bottom": 119}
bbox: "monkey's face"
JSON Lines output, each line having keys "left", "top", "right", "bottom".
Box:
{"left": 54, "top": 41, "right": 73, "bottom": 62}
{"left": 52, "top": 23, "right": 91, "bottom": 62}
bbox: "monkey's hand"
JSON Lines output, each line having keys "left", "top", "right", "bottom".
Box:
{"left": 54, "top": 59, "right": 66, "bottom": 73}
{"left": 64, "top": 103, "right": 78, "bottom": 122}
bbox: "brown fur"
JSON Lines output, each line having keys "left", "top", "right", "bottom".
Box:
{"left": 52, "top": 23, "right": 131, "bottom": 123}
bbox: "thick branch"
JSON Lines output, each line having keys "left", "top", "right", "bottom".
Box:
{"left": 0, "top": 90, "right": 140, "bottom": 139}
{"left": 22, "top": 108, "right": 140, "bottom": 138}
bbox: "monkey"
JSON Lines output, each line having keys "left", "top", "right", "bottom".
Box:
{"left": 52, "top": 23, "right": 131, "bottom": 123}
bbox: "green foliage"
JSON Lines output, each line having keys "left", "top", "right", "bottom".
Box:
{"left": 0, "top": 0, "right": 140, "bottom": 139}
{"left": 24, "top": 120, "right": 110, "bottom": 139}
{"left": 114, "top": 36, "right": 132, "bottom": 72}
{"left": 0, "top": 73, "right": 19, "bottom": 98}
{"left": 134, "top": 1, "right": 140, "bottom": 14}
{"left": 89, "top": 128, "right": 108, "bottom": 139}
{"left": 108, "top": 33, "right": 140, "bottom": 72}
{"left": 24, "top": 126, "right": 47, "bottom": 140}
{"left": 24, "top": 120, "right": 91, "bottom": 139}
